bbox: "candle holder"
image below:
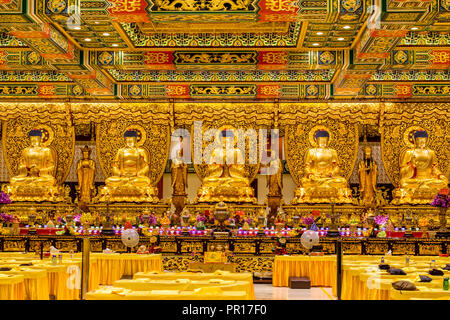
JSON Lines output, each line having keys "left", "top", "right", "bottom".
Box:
{"left": 142, "top": 214, "right": 150, "bottom": 227}
{"left": 212, "top": 201, "right": 231, "bottom": 236}
{"left": 436, "top": 207, "right": 449, "bottom": 238}
{"left": 327, "top": 199, "right": 340, "bottom": 237}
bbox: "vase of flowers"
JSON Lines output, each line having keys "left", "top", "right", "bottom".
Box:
{"left": 301, "top": 216, "right": 314, "bottom": 228}
{"left": 431, "top": 191, "right": 450, "bottom": 233}
{"left": 0, "top": 192, "right": 11, "bottom": 204}
{"left": 0, "top": 213, "right": 13, "bottom": 228}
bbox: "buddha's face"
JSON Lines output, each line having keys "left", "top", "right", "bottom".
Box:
{"left": 316, "top": 137, "right": 328, "bottom": 148}
{"left": 364, "top": 146, "right": 372, "bottom": 158}
{"left": 415, "top": 137, "right": 427, "bottom": 149}
{"left": 125, "top": 137, "right": 137, "bottom": 148}
{"left": 29, "top": 135, "right": 41, "bottom": 147}
{"left": 82, "top": 150, "right": 89, "bottom": 159}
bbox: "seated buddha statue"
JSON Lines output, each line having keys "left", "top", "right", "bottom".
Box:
{"left": 196, "top": 129, "right": 255, "bottom": 203}
{"left": 3, "top": 129, "right": 65, "bottom": 202}
{"left": 292, "top": 130, "right": 352, "bottom": 204}
{"left": 96, "top": 130, "right": 159, "bottom": 203}
{"left": 392, "top": 130, "right": 448, "bottom": 204}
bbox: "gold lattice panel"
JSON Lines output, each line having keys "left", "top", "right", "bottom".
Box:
{"left": 1, "top": 119, "right": 75, "bottom": 184}
{"left": 285, "top": 121, "right": 359, "bottom": 186}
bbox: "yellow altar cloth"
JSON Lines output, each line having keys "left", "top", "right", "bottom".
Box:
{"left": 30, "top": 262, "right": 81, "bottom": 300}
{"left": 0, "top": 274, "right": 25, "bottom": 300}
{"left": 85, "top": 286, "right": 250, "bottom": 300}
{"left": 133, "top": 271, "right": 254, "bottom": 296}
{"left": 272, "top": 255, "right": 336, "bottom": 287}
{"left": 133, "top": 271, "right": 253, "bottom": 283}
{"left": 114, "top": 278, "right": 255, "bottom": 299}
{"left": 92, "top": 253, "right": 163, "bottom": 285}
{"left": 1, "top": 268, "right": 49, "bottom": 300}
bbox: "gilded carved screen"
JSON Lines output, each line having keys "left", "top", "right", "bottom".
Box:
{"left": 381, "top": 119, "right": 449, "bottom": 187}
{"left": 191, "top": 124, "right": 261, "bottom": 182}
{"left": 285, "top": 121, "right": 359, "bottom": 186}
{"left": 1, "top": 119, "right": 75, "bottom": 184}
{"left": 96, "top": 121, "right": 170, "bottom": 185}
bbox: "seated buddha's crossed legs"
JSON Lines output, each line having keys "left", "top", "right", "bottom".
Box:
{"left": 400, "top": 178, "right": 448, "bottom": 190}
{"left": 10, "top": 175, "right": 56, "bottom": 186}
{"left": 105, "top": 176, "right": 151, "bottom": 188}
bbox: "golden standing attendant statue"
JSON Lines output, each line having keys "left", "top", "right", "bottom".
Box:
{"left": 392, "top": 130, "right": 448, "bottom": 204}
{"left": 96, "top": 129, "right": 159, "bottom": 202}
{"left": 171, "top": 148, "right": 188, "bottom": 196}
{"left": 3, "top": 129, "right": 66, "bottom": 202}
{"left": 171, "top": 147, "right": 188, "bottom": 224}
{"left": 358, "top": 145, "right": 378, "bottom": 208}
{"left": 76, "top": 145, "right": 96, "bottom": 203}
{"left": 292, "top": 129, "right": 352, "bottom": 204}
{"left": 266, "top": 149, "right": 283, "bottom": 224}
{"left": 266, "top": 149, "right": 283, "bottom": 197}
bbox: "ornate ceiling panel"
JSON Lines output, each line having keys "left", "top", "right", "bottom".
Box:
{"left": 0, "top": 0, "right": 447, "bottom": 100}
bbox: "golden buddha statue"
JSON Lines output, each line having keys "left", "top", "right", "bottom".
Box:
{"left": 3, "top": 129, "right": 66, "bottom": 202}
{"left": 292, "top": 129, "right": 352, "bottom": 204}
{"left": 76, "top": 145, "right": 96, "bottom": 203}
{"left": 171, "top": 145, "right": 188, "bottom": 224}
{"left": 265, "top": 149, "right": 283, "bottom": 224}
{"left": 392, "top": 130, "right": 448, "bottom": 204}
{"left": 358, "top": 145, "right": 378, "bottom": 208}
{"left": 196, "top": 129, "right": 255, "bottom": 203}
{"left": 96, "top": 130, "right": 159, "bottom": 203}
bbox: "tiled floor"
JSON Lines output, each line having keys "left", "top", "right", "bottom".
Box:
{"left": 254, "top": 284, "right": 335, "bottom": 300}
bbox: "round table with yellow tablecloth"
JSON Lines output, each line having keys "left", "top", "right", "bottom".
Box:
{"left": 272, "top": 255, "right": 336, "bottom": 287}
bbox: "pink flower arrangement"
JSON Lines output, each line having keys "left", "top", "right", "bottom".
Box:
{"left": 0, "top": 213, "right": 13, "bottom": 222}
{"left": 374, "top": 215, "right": 389, "bottom": 226}
{"left": 149, "top": 214, "right": 157, "bottom": 226}
{"left": 0, "top": 192, "right": 11, "bottom": 204}
{"left": 431, "top": 193, "right": 450, "bottom": 208}
{"left": 302, "top": 216, "right": 314, "bottom": 225}
{"left": 196, "top": 214, "right": 206, "bottom": 223}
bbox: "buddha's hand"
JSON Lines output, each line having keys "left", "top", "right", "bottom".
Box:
{"left": 29, "top": 165, "right": 39, "bottom": 176}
